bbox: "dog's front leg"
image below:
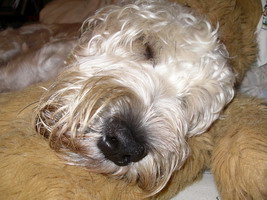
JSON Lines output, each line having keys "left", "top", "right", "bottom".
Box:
{"left": 211, "top": 95, "right": 267, "bottom": 200}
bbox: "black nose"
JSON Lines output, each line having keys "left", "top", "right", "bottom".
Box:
{"left": 97, "top": 118, "right": 147, "bottom": 166}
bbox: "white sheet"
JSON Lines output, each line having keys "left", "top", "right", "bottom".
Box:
{"left": 256, "top": 0, "right": 267, "bottom": 67}
{"left": 172, "top": 171, "right": 220, "bottom": 200}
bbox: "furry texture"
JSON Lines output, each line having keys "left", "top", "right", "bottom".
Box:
{"left": 35, "top": 0, "right": 234, "bottom": 195}
{"left": 1, "top": 83, "right": 266, "bottom": 200}
{"left": 0, "top": 83, "right": 213, "bottom": 200}
{"left": 211, "top": 96, "right": 267, "bottom": 200}
{"left": 0, "top": 0, "right": 266, "bottom": 200}
{"left": 38, "top": 0, "right": 262, "bottom": 83}
{"left": 0, "top": 84, "right": 145, "bottom": 200}
{"left": 172, "top": 0, "right": 262, "bottom": 83}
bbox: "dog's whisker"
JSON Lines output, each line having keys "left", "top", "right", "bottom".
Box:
{"left": 18, "top": 101, "right": 39, "bottom": 115}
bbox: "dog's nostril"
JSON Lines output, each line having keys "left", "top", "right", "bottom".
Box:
{"left": 105, "top": 136, "right": 119, "bottom": 149}
{"left": 97, "top": 118, "right": 147, "bottom": 166}
{"left": 98, "top": 136, "right": 147, "bottom": 166}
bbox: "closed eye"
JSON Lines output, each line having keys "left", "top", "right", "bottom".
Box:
{"left": 144, "top": 43, "right": 154, "bottom": 60}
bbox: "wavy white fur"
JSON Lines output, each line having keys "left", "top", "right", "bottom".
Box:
{"left": 36, "top": 0, "right": 235, "bottom": 196}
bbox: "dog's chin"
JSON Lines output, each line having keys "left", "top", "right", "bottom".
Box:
{"left": 62, "top": 136, "right": 188, "bottom": 196}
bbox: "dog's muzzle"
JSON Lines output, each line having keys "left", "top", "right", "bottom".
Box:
{"left": 97, "top": 117, "right": 147, "bottom": 166}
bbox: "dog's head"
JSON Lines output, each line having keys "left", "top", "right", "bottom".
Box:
{"left": 36, "top": 0, "right": 235, "bottom": 196}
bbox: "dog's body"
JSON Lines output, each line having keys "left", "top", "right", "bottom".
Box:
{"left": 1, "top": 79, "right": 266, "bottom": 200}
{"left": 0, "top": 0, "right": 267, "bottom": 199}
{"left": 0, "top": 85, "right": 145, "bottom": 200}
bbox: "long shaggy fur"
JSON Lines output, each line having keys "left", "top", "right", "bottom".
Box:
{"left": 0, "top": 82, "right": 211, "bottom": 200}
{"left": 0, "top": 0, "right": 266, "bottom": 199}
{"left": 211, "top": 96, "right": 267, "bottom": 199}
{"left": 1, "top": 81, "right": 266, "bottom": 200}
{"left": 35, "top": 0, "right": 234, "bottom": 195}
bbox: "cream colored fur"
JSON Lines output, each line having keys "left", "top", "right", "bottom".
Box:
{"left": 0, "top": 0, "right": 266, "bottom": 199}
{"left": 34, "top": 0, "right": 234, "bottom": 195}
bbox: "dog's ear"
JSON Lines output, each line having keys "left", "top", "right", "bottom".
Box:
{"left": 183, "top": 67, "right": 235, "bottom": 137}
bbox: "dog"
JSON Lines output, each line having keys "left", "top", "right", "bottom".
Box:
{"left": 30, "top": 0, "right": 235, "bottom": 196}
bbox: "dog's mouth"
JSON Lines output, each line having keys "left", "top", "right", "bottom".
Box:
{"left": 97, "top": 117, "right": 148, "bottom": 166}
